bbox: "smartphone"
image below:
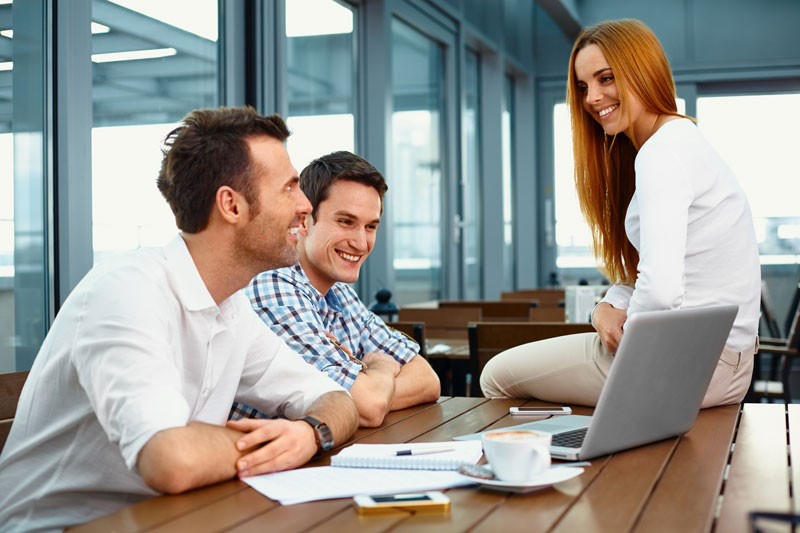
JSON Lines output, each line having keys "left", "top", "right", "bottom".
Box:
{"left": 509, "top": 406, "right": 572, "bottom": 416}
{"left": 353, "top": 491, "right": 450, "bottom": 514}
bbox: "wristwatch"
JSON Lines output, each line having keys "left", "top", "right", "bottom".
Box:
{"left": 299, "top": 415, "right": 334, "bottom": 454}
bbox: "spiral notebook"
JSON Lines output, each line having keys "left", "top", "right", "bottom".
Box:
{"left": 330, "top": 441, "right": 483, "bottom": 471}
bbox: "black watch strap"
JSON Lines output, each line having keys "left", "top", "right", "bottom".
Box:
{"left": 300, "top": 415, "right": 334, "bottom": 453}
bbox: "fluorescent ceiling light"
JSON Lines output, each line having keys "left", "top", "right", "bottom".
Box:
{"left": 0, "top": 0, "right": 12, "bottom": 5}
{"left": 0, "top": 61, "right": 12, "bottom": 71}
{"left": 92, "top": 47, "right": 176, "bottom": 63}
{"left": 0, "top": 30, "right": 12, "bottom": 39}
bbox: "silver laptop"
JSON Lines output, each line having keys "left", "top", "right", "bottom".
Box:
{"left": 456, "top": 305, "right": 738, "bottom": 460}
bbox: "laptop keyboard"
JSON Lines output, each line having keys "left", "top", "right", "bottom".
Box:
{"left": 552, "top": 427, "right": 588, "bottom": 448}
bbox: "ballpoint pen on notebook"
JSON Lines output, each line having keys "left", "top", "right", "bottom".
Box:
{"left": 395, "top": 447, "right": 455, "bottom": 456}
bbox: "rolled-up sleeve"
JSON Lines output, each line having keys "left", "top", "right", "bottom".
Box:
{"left": 71, "top": 268, "right": 191, "bottom": 471}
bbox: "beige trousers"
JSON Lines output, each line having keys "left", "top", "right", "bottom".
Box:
{"left": 479, "top": 332, "right": 755, "bottom": 409}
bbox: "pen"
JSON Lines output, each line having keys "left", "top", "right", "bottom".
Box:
{"left": 395, "top": 447, "right": 455, "bottom": 456}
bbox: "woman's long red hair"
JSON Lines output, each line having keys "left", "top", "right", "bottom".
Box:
{"left": 566, "top": 19, "right": 683, "bottom": 284}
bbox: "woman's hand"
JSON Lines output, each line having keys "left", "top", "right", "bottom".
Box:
{"left": 592, "top": 302, "right": 627, "bottom": 353}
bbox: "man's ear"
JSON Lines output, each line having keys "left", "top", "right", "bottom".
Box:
{"left": 299, "top": 212, "right": 311, "bottom": 235}
{"left": 215, "top": 186, "right": 244, "bottom": 225}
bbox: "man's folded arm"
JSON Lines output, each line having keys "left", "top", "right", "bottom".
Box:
{"left": 138, "top": 390, "right": 358, "bottom": 492}
{"left": 348, "top": 353, "right": 400, "bottom": 427}
{"left": 390, "top": 354, "right": 440, "bottom": 410}
{"left": 137, "top": 421, "right": 249, "bottom": 494}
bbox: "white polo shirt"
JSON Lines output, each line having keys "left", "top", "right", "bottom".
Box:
{"left": 0, "top": 235, "right": 344, "bottom": 532}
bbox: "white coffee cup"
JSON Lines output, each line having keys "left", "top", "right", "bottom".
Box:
{"left": 481, "top": 429, "right": 552, "bottom": 481}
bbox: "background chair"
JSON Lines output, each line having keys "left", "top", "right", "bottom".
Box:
{"left": 751, "top": 304, "right": 800, "bottom": 403}
{"left": 384, "top": 321, "right": 426, "bottom": 358}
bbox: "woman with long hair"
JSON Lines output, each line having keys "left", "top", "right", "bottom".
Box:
{"left": 480, "top": 19, "right": 760, "bottom": 407}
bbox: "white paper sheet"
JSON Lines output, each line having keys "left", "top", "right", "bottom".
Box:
{"left": 243, "top": 466, "right": 476, "bottom": 505}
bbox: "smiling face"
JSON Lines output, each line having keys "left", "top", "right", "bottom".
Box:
{"left": 236, "top": 135, "right": 311, "bottom": 273}
{"left": 574, "top": 43, "right": 658, "bottom": 144}
{"left": 297, "top": 179, "right": 382, "bottom": 294}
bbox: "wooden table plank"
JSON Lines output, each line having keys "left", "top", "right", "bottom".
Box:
{"left": 634, "top": 404, "right": 739, "bottom": 532}
{"left": 68, "top": 480, "right": 250, "bottom": 533}
{"left": 226, "top": 499, "right": 353, "bottom": 533}
{"left": 351, "top": 397, "right": 489, "bottom": 445}
{"left": 147, "top": 486, "right": 278, "bottom": 532}
{"left": 554, "top": 438, "right": 678, "bottom": 533}
{"left": 470, "top": 460, "right": 608, "bottom": 533}
{"left": 410, "top": 398, "right": 527, "bottom": 442}
{"left": 716, "top": 403, "right": 791, "bottom": 533}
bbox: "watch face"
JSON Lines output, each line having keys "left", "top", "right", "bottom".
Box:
{"left": 302, "top": 416, "right": 334, "bottom": 452}
{"left": 316, "top": 422, "right": 334, "bottom": 452}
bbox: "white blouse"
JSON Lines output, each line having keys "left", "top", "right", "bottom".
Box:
{"left": 600, "top": 119, "right": 760, "bottom": 351}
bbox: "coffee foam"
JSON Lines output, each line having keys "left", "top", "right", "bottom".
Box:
{"left": 484, "top": 430, "right": 543, "bottom": 441}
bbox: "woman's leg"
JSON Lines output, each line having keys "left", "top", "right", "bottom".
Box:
{"left": 701, "top": 343, "right": 756, "bottom": 408}
{"left": 479, "top": 332, "right": 615, "bottom": 406}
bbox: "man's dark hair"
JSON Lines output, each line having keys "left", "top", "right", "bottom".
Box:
{"left": 299, "top": 151, "right": 388, "bottom": 221}
{"left": 157, "top": 106, "right": 290, "bottom": 233}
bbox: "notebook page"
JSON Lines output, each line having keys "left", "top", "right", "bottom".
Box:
{"left": 330, "top": 440, "right": 484, "bottom": 470}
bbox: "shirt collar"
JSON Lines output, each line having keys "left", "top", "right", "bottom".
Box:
{"left": 290, "top": 263, "right": 343, "bottom": 314}
{"left": 163, "top": 234, "right": 218, "bottom": 313}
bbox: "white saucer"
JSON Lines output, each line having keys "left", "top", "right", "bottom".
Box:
{"left": 462, "top": 466, "right": 584, "bottom": 493}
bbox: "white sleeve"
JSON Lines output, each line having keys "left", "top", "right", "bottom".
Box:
{"left": 628, "top": 147, "right": 693, "bottom": 316}
{"left": 71, "top": 269, "right": 191, "bottom": 471}
{"left": 599, "top": 284, "right": 634, "bottom": 310}
{"left": 237, "top": 313, "right": 346, "bottom": 420}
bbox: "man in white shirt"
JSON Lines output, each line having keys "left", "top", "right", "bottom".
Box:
{"left": 0, "top": 107, "right": 359, "bottom": 532}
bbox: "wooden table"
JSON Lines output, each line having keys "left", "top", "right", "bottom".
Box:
{"left": 72, "top": 400, "right": 795, "bottom": 533}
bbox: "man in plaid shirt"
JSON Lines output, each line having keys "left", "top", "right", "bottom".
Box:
{"left": 236, "top": 151, "right": 440, "bottom": 427}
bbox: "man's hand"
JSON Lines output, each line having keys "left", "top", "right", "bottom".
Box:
{"left": 362, "top": 351, "right": 402, "bottom": 376}
{"left": 225, "top": 418, "right": 317, "bottom": 478}
{"left": 592, "top": 302, "right": 627, "bottom": 353}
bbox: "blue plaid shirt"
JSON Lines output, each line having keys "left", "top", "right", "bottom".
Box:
{"left": 230, "top": 264, "right": 419, "bottom": 420}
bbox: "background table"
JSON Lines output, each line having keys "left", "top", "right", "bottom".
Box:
{"left": 71, "top": 399, "right": 794, "bottom": 533}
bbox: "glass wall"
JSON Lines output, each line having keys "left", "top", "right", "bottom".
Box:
{"left": 501, "top": 74, "right": 515, "bottom": 291}
{"left": 285, "top": 0, "right": 356, "bottom": 173}
{"left": 390, "top": 18, "right": 445, "bottom": 305}
{"left": 91, "top": 0, "right": 218, "bottom": 263}
{"left": 461, "top": 48, "right": 481, "bottom": 299}
{"left": 1, "top": 0, "right": 49, "bottom": 372}
{"left": 697, "top": 93, "right": 800, "bottom": 264}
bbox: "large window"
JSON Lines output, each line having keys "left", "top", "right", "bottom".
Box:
{"left": 390, "top": 18, "right": 445, "bottom": 305}
{"left": 1, "top": 0, "right": 49, "bottom": 372}
{"left": 91, "top": 0, "right": 218, "bottom": 263}
{"left": 285, "top": 0, "right": 356, "bottom": 172}
{"left": 697, "top": 93, "right": 800, "bottom": 264}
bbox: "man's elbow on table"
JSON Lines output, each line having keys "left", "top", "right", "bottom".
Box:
{"left": 354, "top": 393, "right": 391, "bottom": 427}
{"left": 138, "top": 436, "right": 202, "bottom": 494}
{"left": 137, "top": 423, "right": 238, "bottom": 495}
{"left": 420, "top": 370, "right": 441, "bottom": 403}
